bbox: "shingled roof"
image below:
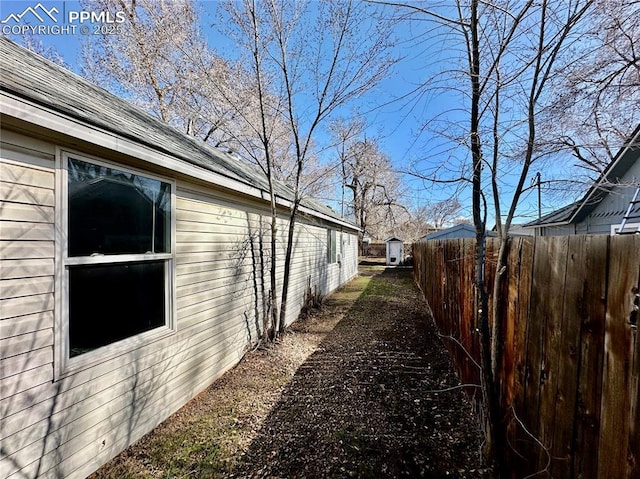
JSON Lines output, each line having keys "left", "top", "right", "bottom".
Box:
{"left": 0, "top": 37, "right": 346, "bottom": 226}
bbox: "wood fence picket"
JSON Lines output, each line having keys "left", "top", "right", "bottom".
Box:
{"left": 412, "top": 235, "right": 640, "bottom": 478}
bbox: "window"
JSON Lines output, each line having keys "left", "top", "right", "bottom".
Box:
{"left": 611, "top": 223, "right": 640, "bottom": 235}
{"left": 58, "top": 153, "right": 174, "bottom": 372}
{"left": 327, "top": 229, "right": 337, "bottom": 264}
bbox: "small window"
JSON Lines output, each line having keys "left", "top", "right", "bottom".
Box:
{"left": 327, "top": 229, "right": 337, "bottom": 264}
{"left": 611, "top": 223, "right": 640, "bottom": 235}
{"left": 58, "top": 154, "right": 174, "bottom": 371}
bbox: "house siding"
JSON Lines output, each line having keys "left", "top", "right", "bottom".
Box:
{"left": 0, "top": 129, "right": 358, "bottom": 479}
{"left": 581, "top": 159, "right": 640, "bottom": 233}
{"left": 538, "top": 224, "right": 576, "bottom": 236}
{"left": 531, "top": 138, "right": 640, "bottom": 236}
{"left": 1, "top": 131, "right": 57, "bottom": 478}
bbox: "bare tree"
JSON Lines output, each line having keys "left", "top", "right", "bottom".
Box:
{"left": 346, "top": 139, "right": 405, "bottom": 240}
{"left": 425, "top": 197, "right": 464, "bottom": 229}
{"left": 545, "top": 0, "right": 640, "bottom": 177}
{"left": 375, "top": 0, "right": 594, "bottom": 472}
{"left": 383, "top": 205, "right": 442, "bottom": 242}
{"left": 9, "top": 32, "right": 69, "bottom": 68}
{"left": 81, "top": 1, "right": 337, "bottom": 219}
{"left": 219, "top": 0, "right": 396, "bottom": 338}
{"left": 81, "top": 0, "right": 237, "bottom": 143}
{"left": 331, "top": 119, "right": 407, "bottom": 241}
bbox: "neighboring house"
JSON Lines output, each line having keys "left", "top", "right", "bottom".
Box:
{"left": 385, "top": 237, "right": 404, "bottom": 265}
{"left": 0, "top": 38, "right": 359, "bottom": 479}
{"left": 420, "top": 223, "right": 476, "bottom": 241}
{"left": 505, "top": 224, "right": 535, "bottom": 237}
{"left": 525, "top": 124, "right": 640, "bottom": 236}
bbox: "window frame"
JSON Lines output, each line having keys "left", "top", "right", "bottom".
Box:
{"left": 611, "top": 222, "right": 640, "bottom": 235}
{"left": 327, "top": 229, "right": 337, "bottom": 264}
{"left": 55, "top": 150, "right": 176, "bottom": 379}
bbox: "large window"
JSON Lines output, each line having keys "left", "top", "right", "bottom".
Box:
{"left": 59, "top": 154, "right": 174, "bottom": 368}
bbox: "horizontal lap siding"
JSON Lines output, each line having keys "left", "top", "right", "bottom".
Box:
{"left": 0, "top": 131, "right": 358, "bottom": 479}
{"left": 0, "top": 146, "right": 55, "bottom": 371}
{"left": 175, "top": 194, "right": 267, "bottom": 347}
{"left": 33, "top": 191, "right": 267, "bottom": 479}
{"left": 281, "top": 228, "right": 358, "bottom": 327}
{"left": 0, "top": 135, "right": 57, "bottom": 479}
{"left": 281, "top": 224, "right": 325, "bottom": 327}
{"left": 1, "top": 186, "right": 262, "bottom": 479}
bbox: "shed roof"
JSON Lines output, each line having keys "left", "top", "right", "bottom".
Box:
{"left": 0, "top": 37, "right": 351, "bottom": 229}
{"left": 525, "top": 124, "right": 640, "bottom": 228}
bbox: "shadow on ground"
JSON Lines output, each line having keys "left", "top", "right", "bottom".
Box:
{"left": 231, "top": 266, "right": 490, "bottom": 478}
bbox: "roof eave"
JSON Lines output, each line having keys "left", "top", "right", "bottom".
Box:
{"left": 568, "top": 124, "right": 640, "bottom": 224}
{"left": 1, "top": 91, "right": 359, "bottom": 232}
{"left": 522, "top": 220, "right": 571, "bottom": 229}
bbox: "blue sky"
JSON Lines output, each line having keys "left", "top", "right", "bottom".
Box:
{"left": 0, "top": 0, "right": 556, "bottom": 225}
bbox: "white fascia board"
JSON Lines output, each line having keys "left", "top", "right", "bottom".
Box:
{"left": 296, "top": 203, "right": 360, "bottom": 231}
{"left": 1, "top": 92, "right": 356, "bottom": 230}
{"left": 522, "top": 220, "right": 571, "bottom": 229}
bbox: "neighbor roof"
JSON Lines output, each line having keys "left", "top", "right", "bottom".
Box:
{"left": 421, "top": 223, "right": 476, "bottom": 240}
{"left": 0, "top": 37, "right": 351, "bottom": 228}
{"left": 525, "top": 124, "right": 640, "bottom": 228}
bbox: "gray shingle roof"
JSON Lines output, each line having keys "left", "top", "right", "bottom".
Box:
{"left": 0, "top": 37, "right": 344, "bottom": 225}
{"left": 523, "top": 201, "right": 580, "bottom": 227}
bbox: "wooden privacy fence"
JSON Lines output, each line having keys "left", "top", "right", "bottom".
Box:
{"left": 412, "top": 235, "right": 640, "bottom": 479}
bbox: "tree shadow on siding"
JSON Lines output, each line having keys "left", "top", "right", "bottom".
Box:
{"left": 1, "top": 175, "right": 194, "bottom": 478}
{"left": 1, "top": 169, "right": 63, "bottom": 478}
{"left": 228, "top": 213, "right": 270, "bottom": 346}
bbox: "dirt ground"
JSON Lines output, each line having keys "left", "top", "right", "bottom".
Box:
{"left": 91, "top": 263, "right": 491, "bottom": 479}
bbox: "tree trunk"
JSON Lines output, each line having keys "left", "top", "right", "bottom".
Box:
{"left": 491, "top": 236, "right": 509, "bottom": 379}
{"left": 469, "top": 1, "right": 502, "bottom": 473}
{"left": 268, "top": 189, "right": 279, "bottom": 340}
{"left": 278, "top": 200, "right": 301, "bottom": 333}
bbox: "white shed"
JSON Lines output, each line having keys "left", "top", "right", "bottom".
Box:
{"left": 385, "top": 237, "right": 404, "bottom": 265}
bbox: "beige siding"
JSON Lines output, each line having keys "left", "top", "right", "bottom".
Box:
{"left": 0, "top": 131, "right": 358, "bottom": 479}
{"left": 175, "top": 193, "right": 266, "bottom": 346}
{"left": 0, "top": 134, "right": 57, "bottom": 479}
{"left": 0, "top": 136, "right": 56, "bottom": 406}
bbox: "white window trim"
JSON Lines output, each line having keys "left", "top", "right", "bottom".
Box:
{"left": 54, "top": 148, "right": 176, "bottom": 380}
{"left": 327, "top": 229, "right": 338, "bottom": 264}
{"left": 610, "top": 222, "right": 640, "bottom": 235}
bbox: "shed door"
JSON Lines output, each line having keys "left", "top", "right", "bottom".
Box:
{"left": 388, "top": 242, "right": 403, "bottom": 264}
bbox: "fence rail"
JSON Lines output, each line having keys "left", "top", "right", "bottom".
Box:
{"left": 413, "top": 235, "right": 640, "bottom": 479}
